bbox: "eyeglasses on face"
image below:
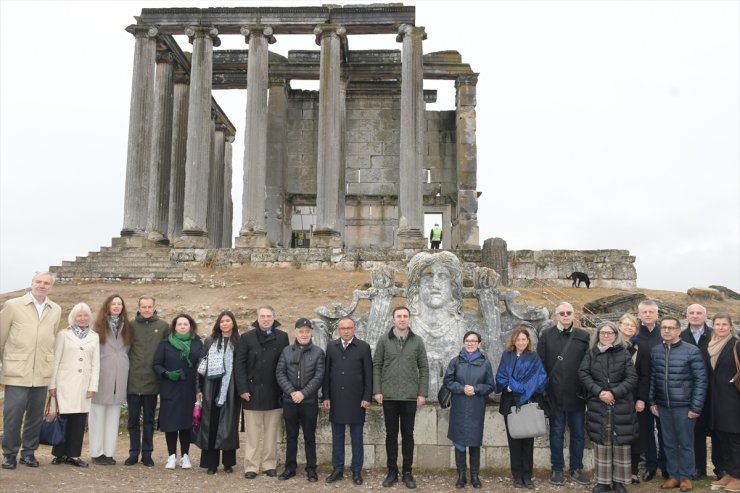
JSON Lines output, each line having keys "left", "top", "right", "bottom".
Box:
{"left": 557, "top": 311, "right": 573, "bottom": 316}
{"left": 599, "top": 331, "right": 616, "bottom": 337}
{"left": 464, "top": 339, "right": 480, "bottom": 344}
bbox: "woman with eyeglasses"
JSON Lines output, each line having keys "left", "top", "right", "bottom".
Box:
{"left": 495, "top": 326, "right": 548, "bottom": 489}
{"left": 617, "top": 313, "right": 650, "bottom": 484}
{"left": 442, "top": 330, "right": 495, "bottom": 489}
{"left": 579, "top": 321, "right": 638, "bottom": 493}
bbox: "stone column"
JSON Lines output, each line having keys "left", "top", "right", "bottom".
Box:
{"left": 265, "top": 76, "right": 289, "bottom": 247}
{"left": 175, "top": 26, "right": 220, "bottom": 249}
{"left": 395, "top": 24, "right": 427, "bottom": 249}
{"left": 208, "top": 120, "right": 226, "bottom": 248}
{"left": 222, "top": 134, "right": 234, "bottom": 248}
{"left": 235, "top": 25, "right": 275, "bottom": 248}
{"left": 145, "top": 49, "right": 175, "bottom": 244}
{"left": 454, "top": 73, "right": 480, "bottom": 249}
{"left": 167, "top": 70, "right": 189, "bottom": 241}
{"left": 313, "top": 24, "right": 346, "bottom": 248}
{"left": 120, "top": 25, "right": 158, "bottom": 240}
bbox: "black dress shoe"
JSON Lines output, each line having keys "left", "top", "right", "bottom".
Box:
{"left": 51, "top": 456, "right": 66, "bottom": 465}
{"left": 264, "top": 468, "right": 277, "bottom": 477}
{"left": 643, "top": 470, "right": 657, "bottom": 482}
{"left": 326, "top": 469, "right": 344, "bottom": 483}
{"left": 402, "top": 472, "right": 417, "bottom": 489}
{"left": 92, "top": 455, "right": 109, "bottom": 465}
{"left": 383, "top": 470, "right": 398, "bottom": 487}
{"left": 224, "top": 466, "right": 233, "bottom": 473}
{"left": 141, "top": 457, "right": 154, "bottom": 467}
{"left": 307, "top": 468, "right": 318, "bottom": 482}
{"left": 661, "top": 470, "right": 670, "bottom": 480}
{"left": 514, "top": 477, "right": 525, "bottom": 488}
{"left": 207, "top": 467, "right": 217, "bottom": 475}
{"left": 2, "top": 456, "right": 17, "bottom": 469}
{"left": 66, "top": 457, "right": 89, "bottom": 468}
{"left": 278, "top": 469, "right": 296, "bottom": 480}
{"left": 244, "top": 471, "right": 257, "bottom": 479}
{"left": 523, "top": 477, "right": 535, "bottom": 489}
{"left": 124, "top": 456, "right": 138, "bottom": 466}
{"left": 106, "top": 456, "right": 116, "bottom": 465}
{"left": 353, "top": 470, "right": 364, "bottom": 485}
{"left": 20, "top": 455, "right": 39, "bottom": 467}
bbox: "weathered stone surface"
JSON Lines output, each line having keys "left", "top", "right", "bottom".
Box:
{"left": 710, "top": 285, "right": 740, "bottom": 300}
{"left": 687, "top": 287, "right": 723, "bottom": 300}
{"left": 584, "top": 293, "right": 647, "bottom": 314}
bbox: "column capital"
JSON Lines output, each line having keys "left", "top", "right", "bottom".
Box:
{"left": 240, "top": 25, "right": 276, "bottom": 44}
{"left": 396, "top": 24, "right": 426, "bottom": 42}
{"left": 313, "top": 24, "right": 346, "bottom": 45}
{"left": 185, "top": 26, "right": 221, "bottom": 47}
{"left": 455, "top": 73, "right": 479, "bottom": 88}
{"left": 125, "top": 24, "right": 158, "bottom": 39}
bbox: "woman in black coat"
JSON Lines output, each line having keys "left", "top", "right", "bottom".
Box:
{"left": 708, "top": 313, "right": 740, "bottom": 491}
{"left": 579, "top": 321, "right": 637, "bottom": 493}
{"left": 196, "top": 311, "right": 240, "bottom": 474}
{"left": 443, "top": 330, "right": 495, "bottom": 489}
{"left": 152, "top": 313, "right": 203, "bottom": 470}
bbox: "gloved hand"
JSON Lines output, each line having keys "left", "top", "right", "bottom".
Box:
{"left": 165, "top": 370, "right": 182, "bottom": 381}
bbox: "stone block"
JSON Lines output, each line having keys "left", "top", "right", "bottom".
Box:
{"left": 414, "top": 406, "right": 438, "bottom": 445}
{"left": 347, "top": 142, "right": 383, "bottom": 156}
{"left": 416, "top": 444, "right": 452, "bottom": 468}
{"left": 371, "top": 155, "right": 399, "bottom": 169}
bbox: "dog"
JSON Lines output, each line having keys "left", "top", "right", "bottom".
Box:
{"left": 567, "top": 272, "right": 591, "bottom": 288}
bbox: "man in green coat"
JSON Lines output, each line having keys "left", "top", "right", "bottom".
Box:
{"left": 373, "top": 306, "right": 429, "bottom": 489}
{"left": 125, "top": 296, "right": 168, "bottom": 467}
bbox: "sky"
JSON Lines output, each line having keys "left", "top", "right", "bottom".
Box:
{"left": 1, "top": 0, "right": 738, "bottom": 294}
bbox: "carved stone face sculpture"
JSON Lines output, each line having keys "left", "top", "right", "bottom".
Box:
{"left": 419, "top": 262, "right": 453, "bottom": 310}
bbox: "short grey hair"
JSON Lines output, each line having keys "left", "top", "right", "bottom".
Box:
{"left": 638, "top": 300, "right": 659, "bottom": 312}
{"left": 32, "top": 271, "right": 56, "bottom": 285}
{"left": 68, "top": 302, "right": 93, "bottom": 326}
{"left": 686, "top": 304, "right": 706, "bottom": 316}
{"left": 257, "top": 305, "right": 275, "bottom": 316}
{"left": 591, "top": 321, "right": 624, "bottom": 348}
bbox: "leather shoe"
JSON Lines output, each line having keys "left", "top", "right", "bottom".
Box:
{"left": 614, "top": 483, "right": 627, "bottom": 493}
{"left": 679, "top": 479, "right": 692, "bottom": 492}
{"left": 20, "top": 455, "right": 39, "bottom": 467}
{"left": 307, "top": 468, "right": 318, "bottom": 482}
{"left": 523, "top": 477, "right": 534, "bottom": 489}
{"left": 326, "top": 469, "right": 344, "bottom": 483}
{"left": 124, "top": 456, "right": 138, "bottom": 466}
{"left": 591, "top": 484, "right": 612, "bottom": 493}
{"left": 244, "top": 471, "right": 257, "bottom": 479}
{"left": 2, "top": 456, "right": 17, "bottom": 469}
{"left": 353, "top": 470, "right": 364, "bottom": 485}
{"left": 402, "top": 472, "right": 417, "bottom": 489}
{"left": 383, "top": 470, "right": 399, "bottom": 487}
{"left": 224, "top": 466, "right": 233, "bottom": 473}
{"left": 264, "top": 468, "right": 277, "bottom": 477}
{"left": 207, "top": 467, "right": 217, "bottom": 475}
{"left": 279, "top": 469, "right": 296, "bottom": 480}
{"left": 142, "top": 457, "right": 154, "bottom": 467}
{"left": 662, "top": 471, "right": 671, "bottom": 480}
{"left": 51, "top": 456, "right": 66, "bottom": 465}
{"left": 661, "top": 479, "right": 681, "bottom": 489}
{"left": 66, "top": 457, "right": 89, "bottom": 468}
{"left": 92, "top": 455, "right": 109, "bottom": 466}
{"left": 643, "top": 470, "right": 657, "bottom": 482}
{"left": 106, "top": 456, "right": 117, "bottom": 465}
{"left": 690, "top": 470, "right": 706, "bottom": 480}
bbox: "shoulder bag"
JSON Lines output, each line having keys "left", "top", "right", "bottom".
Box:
{"left": 438, "top": 358, "right": 457, "bottom": 409}
{"left": 731, "top": 340, "right": 740, "bottom": 392}
{"left": 507, "top": 402, "right": 546, "bottom": 439}
{"left": 39, "top": 395, "right": 66, "bottom": 446}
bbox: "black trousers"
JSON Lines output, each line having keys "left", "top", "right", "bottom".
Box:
{"left": 165, "top": 429, "right": 191, "bottom": 456}
{"left": 52, "top": 413, "right": 87, "bottom": 459}
{"left": 282, "top": 400, "right": 318, "bottom": 471}
{"left": 199, "top": 396, "right": 236, "bottom": 469}
{"left": 717, "top": 432, "right": 740, "bottom": 478}
{"left": 505, "top": 417, "right": 534, "bottom": 479}
{"left": 127, "top": 394, "right": 157, "bottom": 459}
{"left": 382, "top": 400, "right": 417, "bottom": 473}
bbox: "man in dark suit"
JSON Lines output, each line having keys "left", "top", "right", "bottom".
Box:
{"left": 323, "top": 317, "right": 373, "bottom": 485}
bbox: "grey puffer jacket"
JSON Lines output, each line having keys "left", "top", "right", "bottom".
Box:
{"left": 649, "top": 339, "right": 707, "bottom": 413}
{"left": 276, "top": 341, "right": 325, "bottom": 403}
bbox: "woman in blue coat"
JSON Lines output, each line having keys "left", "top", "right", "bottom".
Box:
{"left": 152, "top": 313, "right": 203, "bottom": 470}
{"left": 443, "top": 330, "right": 495, "bottom": 489}
{"left": 495, "top": 326, "right": 548, "bottom": 489}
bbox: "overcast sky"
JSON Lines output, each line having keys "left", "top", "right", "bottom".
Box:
{"left": 1, "top": 0, "right": 738, "bottom": 294}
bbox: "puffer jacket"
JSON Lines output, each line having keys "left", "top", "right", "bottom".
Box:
{"left": 276, "top": 341, "right": 325, "bottom": 403}
{"left": 649, "top": 339, "right": 706, "bottom": 413}
{"left": 579, "top": 344, "right": 638, "bottom": 445}
{"left": 373, "top": 328, "right": 430, "bottom": 400}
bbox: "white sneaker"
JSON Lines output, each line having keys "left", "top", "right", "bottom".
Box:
{"left": 165, "top": 454, "right": 176, "bottom": 469}
{"left": 180, "top": 453, "right": 191, "bottom": 469}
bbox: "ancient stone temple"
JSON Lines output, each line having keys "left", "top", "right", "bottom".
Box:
{"left": 117, "top": 4, "right": 480, "bottom": 251}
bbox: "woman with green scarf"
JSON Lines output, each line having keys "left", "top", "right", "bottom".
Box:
{"left": 153, "top": 313, "right": 203, "bottom": 470}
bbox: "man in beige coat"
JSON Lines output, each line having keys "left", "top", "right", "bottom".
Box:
{"left": 0, "top": 272, "right": 62, "bottom": 469}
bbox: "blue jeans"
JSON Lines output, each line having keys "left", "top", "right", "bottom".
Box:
{"left": 331, "top": 421, "right": 364, "bottom": 472}
{"left": 659, "top": 406, "right": 695, "bottom": 480}
{"left": 549, "top": 408, "right": 585, "bottom": 472}
{"left": 644, "top": 410, "right": 667, "bottom": 472}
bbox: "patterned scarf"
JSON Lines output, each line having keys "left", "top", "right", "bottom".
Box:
{"left": 71, "top": 323, "right": 90, "bottom": 340}
{"left": 109, "top": 316, "right": 120, "bottom": 337}
{"left": 206, "top": 338, "right": 234, "bottom": 407}
{"left": 169, "top": 332, "right": 194, "bottom": 367}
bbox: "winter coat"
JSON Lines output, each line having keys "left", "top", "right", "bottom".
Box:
{"left": 536, "top": 325, "right": 590, "bottom": 411}
{"left": 127, "top": 312, "right": 169, "bottom": 395}
{"left": 373, "top": 328, "right": 430, "bottom": 401}
{"left": 0, "top": 293, "right": 62, "bottom": 387}
{"left": 92, "top": 321, "right": 129, "bottom": 406}
{"left": 195, "top": 336, "right": 240, "bottom": 451}
{"left": 680, "top": 324, "right": 713, "bottom": 416}
{"left": 152, "top": 336, "right": 202, "bottom": 432}
{"left": 579, "top": 344, "right": 638, "bottom": 445}
{"left": 624, "top": 341, "right": 650, "bottom": 403}
{"left": 276, "top": 341, "right": 325, "bottom": 404}
{"left": 444, "top": 350, "right": 495, "bottom": 447}
{"left": 709, "top": 338, "right": 740, "bottom": 434}
{"left": 636, "top": 323, "right": 662, "bottom": 352}
{"left": 50, "top": 327, "right": 100, "bottom": 414}
{"left": 234, "top": 322, "right": 289, "bottom": 411}
{"left": 649, "top": 339, "right": 706, "bottom": 413}
{"left": 495, "top": 350, "right": 548, "bottom": 417}
{"left": 323, "top": 337, "right": 373, "bottom": 424}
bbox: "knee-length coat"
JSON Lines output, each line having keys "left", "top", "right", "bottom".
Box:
{"left": 50, "top": 327, "right": 100, "bottom": 413}
{"left": 709, "top": 337, "right": 740, "bottom": 434}
{"left": 443, "top": 350, "right": 495, "bottom": 447}
{"left": 152, "top": 336, "right": 203, "bottom": 432}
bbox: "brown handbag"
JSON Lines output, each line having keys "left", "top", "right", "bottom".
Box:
{"left": 731, "top": 341, "right": 740, "bottom": 392}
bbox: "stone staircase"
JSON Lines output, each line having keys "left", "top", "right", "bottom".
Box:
{"left": 50, "top": 246, "right": 199, "bottom": 283}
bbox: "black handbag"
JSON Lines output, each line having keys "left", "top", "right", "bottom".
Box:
{"left": 438, "top": 385, "right": 452, "bottom": 409}
{"left": 39, "top": 395, "right": 66, "bottom": 446}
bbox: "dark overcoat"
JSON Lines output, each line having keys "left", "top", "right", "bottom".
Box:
{"left": 195, "top": 336, "right": 240, "bottom": 451}
{"left": 579, "top": 344, "right": 638, "bottom": 445}
{"left": 709, "top": 337, "right": 740, "bottom": 434}
{"left": 625, "top": 341, "right": 651, "bottom": 454}
{"left": 234, "top": 322, "right": 289, "bottom": 411}
{"left": 323, "top": 337, "right": 373, "bottom": 424}
{"left": 536, "top": 325, "right": 590, "bottom": 411}
{"left": 152, "top": 336, "right": 203, "bottom": 432}
{"left": 444, "top": 351, "right": 495, "bottom": 447}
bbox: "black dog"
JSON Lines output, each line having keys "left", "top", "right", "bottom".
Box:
{"left": 567, "top": 272, "right": 591, "bottom": 288}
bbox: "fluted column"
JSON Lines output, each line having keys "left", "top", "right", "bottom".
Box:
{"left": 146, "top": 49, "right": 175, "bottom": 244}
{"left": 265, "top": 76, "right": 289, "bottom": 247}
{"left": 395, "top": 24, "right": 427, "bottom": 249}
{"left": 235, "top": 25, "right": 275, "bottom": 248}
{"left": 313, "top": 24, "right": 346, "bottom": 248}
{"left": 208, "top": 120, "right": 226, "bottom": 248}
{"left": 121, "top": 25, "right": 158, "bottom": 238}
{"left": 167, "top": 70, "right": 189, "bottom": 241}
{"left": 454, "top": 73, "right": 480, "bottom": 249}
{"left": 222, "top": 134, "right": 234, "bottom": 248}
{"left": 175, "top": 26, "right": 220, "bottom": 249}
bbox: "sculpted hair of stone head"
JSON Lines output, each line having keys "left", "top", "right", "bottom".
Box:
{"left": 406, "top": 251, "right": 463, "bottom": 320}
{"left": 505, "top": 326, "right": 534, "bottom": 353}
{"left": 68, "top": 302, "right": 93, "bottom": 326}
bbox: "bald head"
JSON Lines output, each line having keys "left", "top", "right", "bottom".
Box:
{"left": 686, "top": 304, "right": 707, "bottom": 330}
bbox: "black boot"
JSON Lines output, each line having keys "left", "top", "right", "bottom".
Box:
{"left": 469, "top": 447, "right": 482, "bottom": 488}
{"left": 455, "top": 449, "right": 467, "bottom": 489}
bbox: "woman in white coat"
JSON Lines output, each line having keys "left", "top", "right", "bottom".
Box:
{"left": 49, "top": 302, "right": 100, "bottom": 467}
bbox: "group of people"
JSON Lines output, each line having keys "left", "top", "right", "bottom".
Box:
{"left": 2, "top": 272, "right": 739, "bottom": 493}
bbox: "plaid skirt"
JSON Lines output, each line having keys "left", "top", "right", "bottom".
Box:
{"left": 594, "top": 413, "right": 632, "bottom": 485}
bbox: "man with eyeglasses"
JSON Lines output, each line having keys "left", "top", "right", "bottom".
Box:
{"left": 649, "top": 317, "right": 707, "bottom": 493}
{"left": 537, "top": 302, "right": 591, "bottom": 486}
